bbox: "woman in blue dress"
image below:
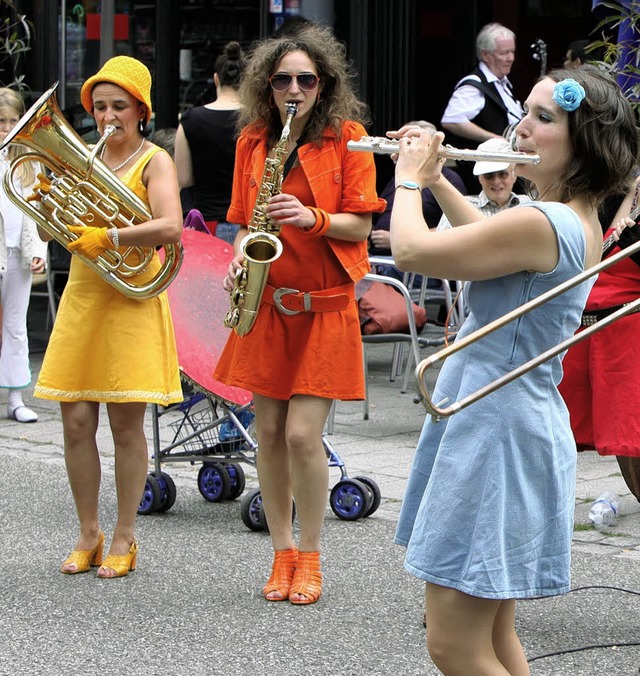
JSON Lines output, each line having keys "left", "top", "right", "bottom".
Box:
{"left": 389, "top": 66, "right": 639, "bottom": 674}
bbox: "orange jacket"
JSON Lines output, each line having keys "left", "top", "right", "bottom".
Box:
{"left": 227, "top": 119, "right": 386, "bottom": 282}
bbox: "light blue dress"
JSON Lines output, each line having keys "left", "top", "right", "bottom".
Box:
{"left": 394, "top": 202, "right": 595, "bottom": 599}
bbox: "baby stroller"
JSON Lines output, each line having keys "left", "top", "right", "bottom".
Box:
{"left": 137, "top": 228, "right": 381, "bottom": 528}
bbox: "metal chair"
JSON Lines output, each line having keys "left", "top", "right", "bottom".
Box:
{"left": 360, "top": 272, "right": 424, "bottom": 419}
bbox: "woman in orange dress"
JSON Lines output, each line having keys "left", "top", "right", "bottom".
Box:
{"left": 214, "top": 24, "right": 385, "bottom": 605}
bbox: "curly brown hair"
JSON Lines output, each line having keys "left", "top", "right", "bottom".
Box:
{"left": 538, "top": 66, "right": 639, "bottom": 206}
{"left": 236, "top": 24, "right": 370, "bottom": 145}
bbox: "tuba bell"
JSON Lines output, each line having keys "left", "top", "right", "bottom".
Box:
{"left": 0, "top": 82, "right": 183, "bottom": 299}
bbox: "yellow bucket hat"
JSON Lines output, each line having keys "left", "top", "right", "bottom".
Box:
{"left": 80, "top": 56, "right": 152, "bottom": 125}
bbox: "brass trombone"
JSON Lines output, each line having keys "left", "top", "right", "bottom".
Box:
{"left": 416, "top": 231, "right": 640, "bottom": 421}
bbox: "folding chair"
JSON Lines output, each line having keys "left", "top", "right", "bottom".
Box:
{"left": 360, "top": 272, "right": 423, "bottom": 419}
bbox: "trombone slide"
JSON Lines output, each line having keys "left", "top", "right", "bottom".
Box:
{"left": 417, "top": 237, "right": 640, "bottom": 421}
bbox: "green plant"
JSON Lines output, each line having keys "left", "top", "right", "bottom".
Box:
{"left": 0, "top": 0, "right": 33, "bottom": 91}
{"left": 573, "top": 522, "right": 595, "bottom": 531}
{"left": 589, "top": 1, "right": 640, "bottom": 120}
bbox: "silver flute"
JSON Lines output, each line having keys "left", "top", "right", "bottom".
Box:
{"left": 347, "top": 136, "right": 540, "bottom": 165}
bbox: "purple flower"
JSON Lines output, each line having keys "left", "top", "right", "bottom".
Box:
{"left": 552, "top": 79, "right": 586, "bottom": 112}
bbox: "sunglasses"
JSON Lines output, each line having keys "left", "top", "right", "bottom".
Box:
{"left": 269, "top": 72, "right": 319, "bottom": 92}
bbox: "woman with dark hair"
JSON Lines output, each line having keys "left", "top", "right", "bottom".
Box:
{"left": 390, "top": 65, "right": 639, "bottom": 673}
{"left": 214, "top": 24, "right": 385, "bottom": 605}
{"left": 174, "top": 41, "right": 246, "bottom": 243}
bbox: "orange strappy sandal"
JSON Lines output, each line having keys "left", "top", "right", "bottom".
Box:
{"left": 263, "top": 547, "right": 298, "bottom": 601}
{"left": 289, "top": 550, "right": 322, "bottom": 605}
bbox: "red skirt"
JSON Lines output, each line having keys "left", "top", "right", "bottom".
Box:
{"left": 559, "top": 313, "right": 640, "bottom": 457}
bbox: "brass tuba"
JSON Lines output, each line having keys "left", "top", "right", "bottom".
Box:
{"left": 224, "top": 102, "right": 297, "bottom": 335}
{"left": 0, "top": 82, "right": 183, "bottom": 299}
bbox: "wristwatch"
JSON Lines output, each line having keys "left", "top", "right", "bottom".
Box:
{"left": 395, "top": 180, "right": 421, "bottom": 191}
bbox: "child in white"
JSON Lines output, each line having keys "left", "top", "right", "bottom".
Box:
{"left": 0, "top": 88, "right": 47, "bottom": 422}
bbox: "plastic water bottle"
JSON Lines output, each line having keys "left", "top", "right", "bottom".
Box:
{"left": 588, "top": 492, "right": 620, "bottom": 527}
{"left": 219, "top": 407, "right": 254, "bottom": 442}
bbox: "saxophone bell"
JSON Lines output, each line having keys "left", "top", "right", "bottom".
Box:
{"left": 241, "top": 231, "right": 284, "bottom": 266}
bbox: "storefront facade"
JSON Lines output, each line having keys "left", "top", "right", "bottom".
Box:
{"left": 10, "top": 0, "right": 599, "bottom": 184}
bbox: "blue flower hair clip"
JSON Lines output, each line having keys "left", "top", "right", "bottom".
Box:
{"left": 552, "top": 78, "right": 586, "bottom": 112}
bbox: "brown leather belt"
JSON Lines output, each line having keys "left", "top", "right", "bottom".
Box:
{"left": 263, "top": 283, "right": 354, "bottom": 315}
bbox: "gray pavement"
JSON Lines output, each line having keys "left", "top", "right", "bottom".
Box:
{"left": 1, "top": 299, "right": 640, "bottom": 675}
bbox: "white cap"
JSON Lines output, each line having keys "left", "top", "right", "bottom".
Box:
{"left": 473, "top": 137, "right": 513, "bottom": 176}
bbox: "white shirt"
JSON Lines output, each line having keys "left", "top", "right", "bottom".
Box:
{"left": 0, "top": 151, "right": 24, "bottom": 248}
{"left": 436, "top": 191, "right": 531, "bottom": 231}
{"left": 441, "top": 61, "right": 523, "bottom": 128}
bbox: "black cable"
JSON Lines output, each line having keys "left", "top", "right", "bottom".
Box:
{"left": 528, "top": 641, "right": 640, "bottom": 663}
{"left": 526, "top": 584, "right": 640, "bottom": 663}
{"left": 568, "top": 584, "right": 640, "bottom": 597}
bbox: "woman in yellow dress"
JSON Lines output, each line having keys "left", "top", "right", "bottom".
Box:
{"left": 35, "top": 56, "right": 183, "bottom": 578}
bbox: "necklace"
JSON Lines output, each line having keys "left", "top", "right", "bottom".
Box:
{"left": 102, "top": 137, "right": 145, "bottom": 172}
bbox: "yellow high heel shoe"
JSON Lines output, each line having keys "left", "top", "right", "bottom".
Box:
{"left": 60, "top": 531, "right": 105, "bottom": 574}
{"left": 97, "top": 541, "right": 138, "bottom": 579}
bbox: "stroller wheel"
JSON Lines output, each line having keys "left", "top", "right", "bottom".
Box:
{"left": 330, "top": 478, "right": 373, "bottom": 521}
{"left": 138, "top": 474, "right": 162, "bottom": 515}
{"left": 224, "top": 463, "right": 246, "bottom": 500}
{"left": 198, "top": 462, "right": 230, "bottom": 502}
{"left": 153, "top": 471, "right": 177, "bottom": 512}
{"left": 240, "top": 487, "right": 266, "bottom": 531}
{"left": 240, "top": 487, "right": 296, "bottom": 532}
{"left": 352, "top": 475, "right": 381, "bottom": 517}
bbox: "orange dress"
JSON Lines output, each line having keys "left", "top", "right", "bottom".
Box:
{"left": 214, "top": 121, "right": 385, "bottom": 401}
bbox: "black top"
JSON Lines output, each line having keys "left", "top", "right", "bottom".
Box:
{"left": 179, "top": 106, "right": 240, "bottom": 221}
{"left": 369, "top": 166, "right": 468, "bottom": 256}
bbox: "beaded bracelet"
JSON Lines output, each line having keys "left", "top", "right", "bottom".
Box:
{"left": 302, "top": 207, "right": 331, "bottom": 237}
{"left": 109, "top": 227, "right": 120, "bottom": 249}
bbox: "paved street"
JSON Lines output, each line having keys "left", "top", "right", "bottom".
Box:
{"left": 0, "top": 297, "right": 639, "bottom": 675}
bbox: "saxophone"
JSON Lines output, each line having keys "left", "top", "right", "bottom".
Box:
{"left": 224, "top": 102, "right": 298, "bottom": 336}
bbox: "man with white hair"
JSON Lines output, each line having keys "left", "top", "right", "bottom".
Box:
{"left": 441, "top": 23, "right": 523, "bottom": 148}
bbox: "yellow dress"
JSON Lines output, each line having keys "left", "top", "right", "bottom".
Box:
{"left": 35, "top": 146, "right": 182, "bottom": 405}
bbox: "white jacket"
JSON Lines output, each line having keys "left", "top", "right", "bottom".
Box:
{"left": 0, "top": 159, "right": 48, "bottom": 272}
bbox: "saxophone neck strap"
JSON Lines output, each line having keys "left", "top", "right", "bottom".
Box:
{"left": 282, "top": 133, "right": 306, "bottom": 180}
